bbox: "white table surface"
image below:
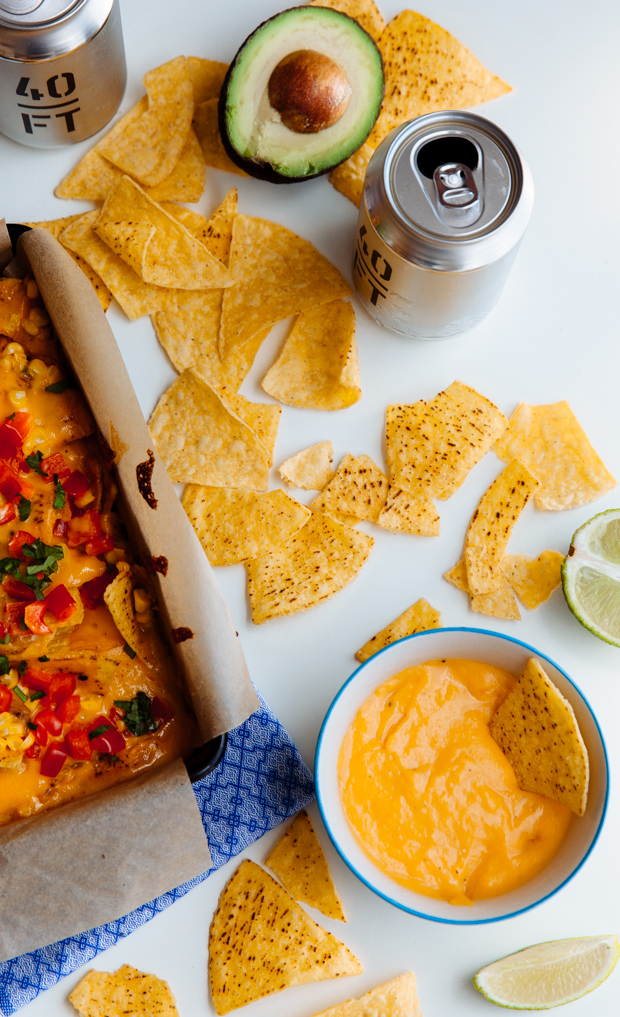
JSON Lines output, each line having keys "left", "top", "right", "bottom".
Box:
{"left": 2, "top": 0, "right": 620, "bottom": 1013}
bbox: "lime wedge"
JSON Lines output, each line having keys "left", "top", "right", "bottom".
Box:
{"left": 562, "top": 508, "right": 620, "bottom": 646}
{"left": 473, "top": 935, "right": 620, "bottom": 1009}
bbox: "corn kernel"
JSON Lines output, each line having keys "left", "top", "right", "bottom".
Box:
{"left": 74, "top": 490, "right": 95, "bottom": 508}
{"left": 28, "top": 358, "right": 49, "bottom": 381}
{"left": 135, "top": 610, "right": 153, "bottom": 625}
{"left": 29, "top": 308, "right": 49, "bottom": 327}
{"left": 9, "top": 390, "right": 27, "bottom": 407}
{"left": 22, "top": 319, "right": 39, "bottom": 336}
{"left": 26, "top": 280, "right": 39, "bottom": 299}
{"left": 133, "top": 588, "right": 152, "bottom": 613}
{"left": 21, "top": 731, "right": 35, "bottom": 750}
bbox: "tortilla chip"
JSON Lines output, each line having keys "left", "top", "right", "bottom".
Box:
{"left": 226, "top": 393, "right": 280, "bottom": 466}
{"left": 148, "top": 367, "right": 270, "bottom": 490}
{"left": 279, "top": 441, "right": 335, "bottom": 490}
{"left": 69, "top": 964, "right": 178, "bottom": 1017}
{"left": 494, "top": 401, "right": 616, "bottom": 511}
{"left": 182, "top": 487, "right": 310, "bottom": 566}
{"left": 94, "top": 177, "right": 231, "bottom": 290}
{"left": 146, "top": 127, "right": 206, "bottom": 203}
{"left": 502, "top": 551, "right": 563, "bottom": 609}
{"left": 386, "top": 381, "right": 508, "bottom": 500}
{"left": 377, "top": 486, "right": 440, "bottom": 536}
{"left": 246, "top": 510, "right": 373, "bottom": 624}
{"left": 307, "top": 0, "right": 385, "bottom": 40}
{"left": 262, "top": 299, "right": 361, "bottom": 410}
{"left": 266, "top": 809, "right": 346, "bottom": 921}
{"left": 312, "top": 972, "right": 422, "bottom": 1017}
{"left": 60, "top": 210, "right": 177, "bottom": 320}
{"left": 220, "top": 215, "right": 352, "bottom": 359}
{"left": 193, "top": 98, "right": 249, "bottom": 176}
{"left": 188, "top": 56, "right": 228, "bottom": 104}
{"left": 209, "top": 859, "right": 362, "bottom": 1015}
{"left": 444, "top": 558, "right": 520, "bottom": 620}
{"left": 465, "top": 460, "right": 540, "bottom": 595}
{"left": 356, "top": 598, "right": 441, "bottom": 662}
{"left": 311, "top": 453, "right": 388, "bottom": 522}
{"left": 367, "top": 10, "right": 511, "bottom": 148}
{"left": 489, "top": 657, "right": 589, "bottom": 816}
{"left": 24, "top": 216, "right": 112, "bottom": 311}
{"left": 103, "top": 564, "right": 141, "bottom": 659}
{"left": 55, "top": 98, "right": 148, "bottom": 200}
{"left": 329, "top": 143, "right": 374, "bottom": 207}
{"left": 159, "top": 203, "right": 207, "bottom": 235}
{"left": 195, "top": 187, "right": 237, "bottom": 263}
{"left": 100, "top": 56, "right": 194, "bottom": 187}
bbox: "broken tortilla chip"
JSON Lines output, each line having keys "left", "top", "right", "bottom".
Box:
{"left": 24, "top": 216, "right": 112, "bottom": 311}
{"left": 227, "top": 393, "right": 280, "bottom": 466}
{"left": 311, "top": 453, "right": 388, "bottom": 522}
{"left": 266, "top": 809, "right": 346, "bottom": 921}
{"left": 377, "top": 486, "right": 440, "bottom": 536}
{"left": 386, "top": 381, "right": 508, "bottom": 501}
{"left": 444, "top": 558, "right": 520, "bottom": 620}
{"left": 465, "top": 460, "right": 540, "bottom": 596}
{"left": 94, "top": 177, "right": 230, "bottom": 290}
{"left": 307, "top": 0, "right": 385, "bottom": 40}
{"left": 188, "top": 56, "right": 228, "bottom": 104}
{"left": 103, "top": 564, "right": 141, "bottom": 659}
{"left": 262, "top": 300, "right": 361, "bottom": 410}
{"left": 55, "top": 98, "right": 148, "bottom": 200}
{"left": 279, "top": 441, "right": 335, "bottom": 490}
{"left": 145, "top": 127, "right": 206, "bottom": 203}
{"left": 489, "top": 657, "right": 589, "bottom": 816}
{"left": 209, "top": 859, "right": 362, "bottom": 1015}
{"left": 193, "top": 98, "right": 249, "bottom": 176}
{"left": 311, "top": 972, "right": 423, "bottom": 1017}
{"left": 494, "top": 401, "right": 616, "bottom": 511}
{"left": 329, "top": 142, "right": 374, "bottom": 207}
{"left": 220, "top": 215, "right": 351, "bottom": 359}
{"left": 69, "top": 964, "right": 178, "bottom": 1017}
{"left": 182, "top": 487, "right": 310, "bottom": 566}
{"left": 100, "top": 56, "right": 194, "bottom": 187}
{"left": 246, "top": 510, "right": 373, "bottom": 624}
{"left": 367, "top": 10, "right": 511, "bottom": 148}
{"left": 356, "top": 598, "right": 441, "bottom": 662}
{"left": 148, "top": 368, "right": 270, "bottom": 490}
{"left": 502, "top": 551, "right": 563, "bottom": 610}
{"left": 195, "top": 187, "right": 237, "bottom": 263}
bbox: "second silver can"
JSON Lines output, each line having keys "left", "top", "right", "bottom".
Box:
{"left": 353, "top": 111, "right": 534, "bottom": 339}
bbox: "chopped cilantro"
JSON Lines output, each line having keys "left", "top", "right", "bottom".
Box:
{"left": 122, "top": 642, "right": 137, "bottom": 660}
{"left": 20, "top": 615, "right": 28, "bottom": 630}
{"left": 0, "top": 634, "right": 10, "bottom": 644}
{"left": 88, "top": 723, "right": 111, "bottom": 741}
{"left": 109, "top": 754, "right": 120, "bottom": 763}
{"left": 53, "top": 474, "right": 65, "bottom": 510}
{"left": 0, "top": 540, "right": 64, "bottom": 600}
{"left": 45, "top": 380, "right": 70, "bottom": 394}
{"left": 17, "top": 660, "right": 27, "bottom": 675}
{"left": 38, "top": 655, "right": 49, "bottom": 662}
{"left": 29, "top": 690, "right": 45, "bottom": 701}
{"left": 0, "top": 656, "right": 9, "bottom": 675}
{"left": 7, "top": 412, "right": 15, "bottom": 420}
{"left": 26, "top": 721, "right": 37, "bottom": 731}
{"left": 105, "top": 560, "right": 116, "bottom": 574}
{"left": 113, "top": 691, "right": 157, "bottom": 737}
{"left": 13, "top": 685, "right": 27, "bottom": 703}
{"left": 18, "top": 496, "right": 30, "bottom": 522}
{"left": 24, "top": 451, "right": 47, "bottom": 477}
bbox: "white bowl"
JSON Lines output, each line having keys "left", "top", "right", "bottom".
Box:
{"left": 316, "top": 627, "right": 608, "bottom": 925}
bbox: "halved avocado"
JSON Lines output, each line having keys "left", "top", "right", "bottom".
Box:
{"left": 218, "top": 5, "right": 384, "bottom": 183}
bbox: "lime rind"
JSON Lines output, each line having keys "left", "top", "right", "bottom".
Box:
{"left": 562, "top": 508, "right": 620, "bottom": 647}
{"left": 473, "top": 935, "right": 620, "bottom": 1010}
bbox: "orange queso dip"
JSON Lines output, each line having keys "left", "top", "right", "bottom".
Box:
{"left": 338, "top": 659, "right": 572, "bottom": 906}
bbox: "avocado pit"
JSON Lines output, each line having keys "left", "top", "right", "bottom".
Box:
{"left": 268, "top": 49, "right": 352, "bottom": 134}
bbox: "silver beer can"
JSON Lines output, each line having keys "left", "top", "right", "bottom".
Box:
{"left": 0, "top": 0, "right": 126, "bottom": 148}
{"left": 354, "top": 111, "right": 534, "bottom": 339}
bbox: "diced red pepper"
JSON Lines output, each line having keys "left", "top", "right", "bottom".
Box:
{"left": 151, "top": 697, "right": 173, "bottom": 724}
{"left": 0, "top": 622, "right": 5, "bottom": 641}
{"left": 109, "top": 706, "right": 125, "bottom": 726}
{"left": 53, "top": 519, "right": 68, "bottom": 540}
{"left": 36, "top": 708, "right": 63, "bottom": 737}
{"left": 35, "top": 724, "right": 48, "bottom": 746}
{"left": 88, "top": 714, "right": 125, "bottom": 754}
{"left": 79, "top": 569, "right": 115, "bottom": 610}
{"left": 25, "top": 743, "right": 41, "bottom": 759}
{"left": 41, "top": 453, "right": 70, "bottom": 481}
{"left": 56, "top": 694, "right": 80, "bottom": 725}
{"left": 39, "top": 742, "right": 67, "bottom": 778}
{"left": 85, "top": 535, "right": 115, "bottom": 556}
{"left": 24, "top": 600, "right": 51, "bottom": 635}
{"left": 23, "top": 667, "right": 51, "bottom": 694}
{"left": 65, "top": 727, "right": 92, "bottom": 761}
{"left": 0, "top": 502, "right": 16, "bottom": 525}
{"left": 63, "top": 470, "right": 89, "bottom": 499}
{"left": 2, "top": 576, "right": 35, "bottom": 602}
{"left": 0, "top": 475, "right": 21, "bottom": 501}
{"left": 0, "top": 685, "right": 12, "bottom": 711}
{"left": 49, "top": 672, "right": 76, "bottom": 708}
{"left": 4, "top": 602, "right": 26, "bottom": 635}
{"left": 8, "top": 530, "right": 33, "bottom": 558}
{"left": 0, "top": 421, "right": 23, "bottom": 460}
{"left": 10, "top": 412, "right": 33, "bottom": 441}
{"left": 67, "top": 509, "right": 101, "bottom": 548}
{"left": 46, "top": 584, "right": 76, "bottom": 622}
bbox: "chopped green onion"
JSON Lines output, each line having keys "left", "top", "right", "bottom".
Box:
{"left": 13, "top": 685, "right": 27, "bottom": 703}
{"left": 45, "top": 380, "right": 70, "bottom": 394}
{"left": 123, "top": 643, "right": 137, "bottom": 659}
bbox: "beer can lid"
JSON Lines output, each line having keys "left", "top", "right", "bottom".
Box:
{"left": 0, "top": 0, "right": 80, "bottom": 25}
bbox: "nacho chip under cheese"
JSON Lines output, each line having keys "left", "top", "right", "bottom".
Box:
{"left": 219, "top": 215, "right": 351, "bottom": 359}
{"left": 182, "top": 487, "right": 311, "bottom": 566}
{"left": 279, "top": 441, "right": 335, "bottom": 490}
{"left": 502, "top": 551, "right": 564, "bottom": 609}
{"left": 307, "top": 0, "right": 385, "bottom": 41}
{"left": 208, "top": 860, "right": 362, "bottom": 1015}
{"left": 311, "top": 972, "right": 423, "bottom": 1017}
{"left": 494, "top": 401, "right": 616, "bottom": 511}
{"left": 148, "top": 368, "right": 270, "bottom": 490}
{"left": 246, "top": 511, "right": 373, "bottom": 624}
{"left": 103, "top": 563, "right": 142, "bottom": 660}
{"left": 266, "top": 809, "right": 347, "bottom": 921}
{"left": 311, "top": 453, "right": 388, "bottom": 522}
{"left": 444, "top": 558, "right": 521, "bottom": 620}
{"left": 69, "top": 964, "right": 179, "bottom": 1017}
{"left": 465, "top": 461, "right": 540, "bottom": 596}
{"left": 489, "top": 658, "right": 589, "bottom": 816}
{"left": 377, "top": 486, "right": 440, "bottom": 537}
{"left": 356, "top": 598, "right": 441, "bottom": 662}
{"left": 262, "top": 300, "right": 361, "bottom": 410}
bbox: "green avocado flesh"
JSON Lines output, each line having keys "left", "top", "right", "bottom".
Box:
{"left": 223, "top": 6, "right": 384, "bottom": 180}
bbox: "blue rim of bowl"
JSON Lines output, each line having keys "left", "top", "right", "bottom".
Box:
{"left": 316, "top": 626, "right": 610, "bottom": 925}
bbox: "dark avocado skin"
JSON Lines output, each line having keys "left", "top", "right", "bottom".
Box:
{"left": 218, "top": 5, "right": 384, "bottom": 185}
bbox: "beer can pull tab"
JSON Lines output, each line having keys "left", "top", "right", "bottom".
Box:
{"left": 433, "top": 162, "right": 482, "bottom": 228}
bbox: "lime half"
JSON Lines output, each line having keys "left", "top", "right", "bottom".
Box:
{"left": 474, "top": 935, "right": 620, "bottom": 1009}
{"left": 562, "top": 508, "right": 620, "bottom": 646}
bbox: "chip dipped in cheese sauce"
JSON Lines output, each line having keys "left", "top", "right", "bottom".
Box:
{"left": 338, "top": 659, "right": 572, "bottom": 905}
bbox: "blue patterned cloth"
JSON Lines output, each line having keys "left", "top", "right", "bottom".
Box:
{"left": 0, "top": 693, "right": 315, "bottom": 1015}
